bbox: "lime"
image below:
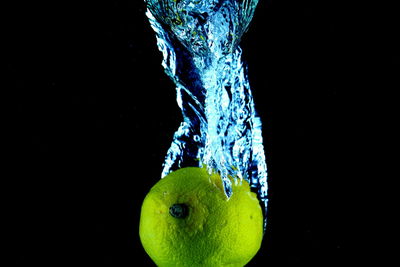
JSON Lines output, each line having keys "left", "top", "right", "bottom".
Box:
{"left": 139, "top": 167, "right": 263, "bottom": 266}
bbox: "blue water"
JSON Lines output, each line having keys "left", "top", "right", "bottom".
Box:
{"left": 145, "top": 0, "right": 268, "bottom": 227}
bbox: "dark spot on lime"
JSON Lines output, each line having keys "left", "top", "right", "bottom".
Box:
{"left": 169, "top": 204, "right": 189, "bottom": 219}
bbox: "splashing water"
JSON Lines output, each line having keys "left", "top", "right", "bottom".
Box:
{"left": 145, "top": 0, "right": 268, "bottom": 226}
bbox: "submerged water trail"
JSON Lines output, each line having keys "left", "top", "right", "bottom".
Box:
{"left": 145, "top": 0, "right": 268, "bottom": 227}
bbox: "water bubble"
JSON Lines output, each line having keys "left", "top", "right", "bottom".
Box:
{"left": 193, "top": 135, "right": 201, "bottom": 142}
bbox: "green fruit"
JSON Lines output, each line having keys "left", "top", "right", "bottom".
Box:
{"left": 139, "top": 167, "right": 263, "bottom": 266}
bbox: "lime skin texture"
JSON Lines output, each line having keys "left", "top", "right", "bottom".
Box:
{"left": 139, "top": 167, "right": 263, "bottom": 267}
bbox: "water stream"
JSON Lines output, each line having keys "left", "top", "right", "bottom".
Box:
{"left": 145, "top": 0, "right": 268, "bottom": 227}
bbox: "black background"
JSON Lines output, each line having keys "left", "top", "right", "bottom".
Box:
{"left": 6, "top": 0, "right": 394, "bottom": 266}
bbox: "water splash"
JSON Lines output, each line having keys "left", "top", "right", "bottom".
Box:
{"left": 145, "top": 0, "right": 268, "bottom": 226}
